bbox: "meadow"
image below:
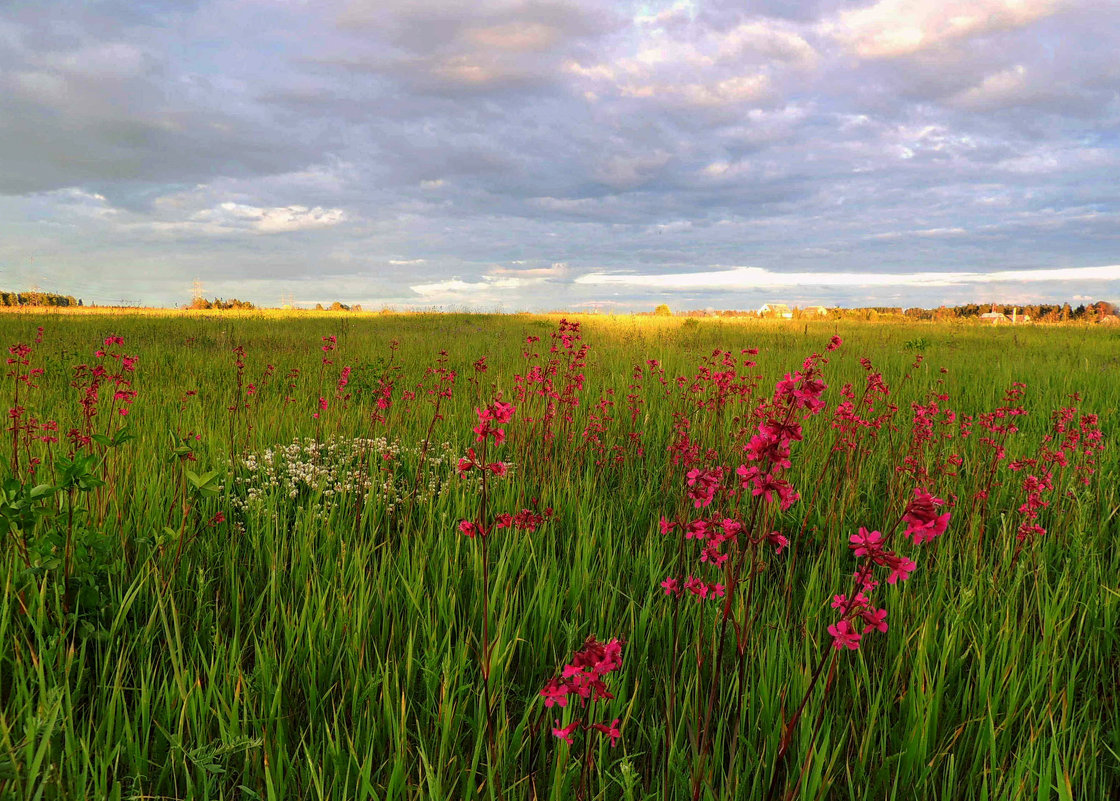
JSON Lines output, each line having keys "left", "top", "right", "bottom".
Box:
{"left": 0, "top": 310, "right": 1117, "bottom": 800}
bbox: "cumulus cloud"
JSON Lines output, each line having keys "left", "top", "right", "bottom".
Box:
{"left": 565, "top": 13, "right": 813, "bottom": 109}
{"left": 191, "top": 203, "right": 347, "bottom": 234}
{"left": 825, "top": 0, "right": 1067, "bottom": 58}
{"left": 330, "top": 0, "right": 620, "bottom": 92}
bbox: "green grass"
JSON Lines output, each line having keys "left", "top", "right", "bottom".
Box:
{"left": 0, "top": 311, "right": 1117, "bottom": 800}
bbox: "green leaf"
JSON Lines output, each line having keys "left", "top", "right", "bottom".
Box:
{"left": 30, "top": 484, "right": 55, "bottom": 500}
{"left": 78, "top": 475, "right": 105, "bottom": 491}
{"left": 158, "top": 526, "right": 178, "bottom": 547}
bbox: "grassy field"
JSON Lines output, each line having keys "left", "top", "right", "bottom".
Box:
{"left": 0, "top": 311, "right": 1117, "bottom": 800}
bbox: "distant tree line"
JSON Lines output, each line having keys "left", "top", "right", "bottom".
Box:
{"left": 900, "top": 301, "right": 1117, "bottom": 322}
{"left": 656, "top": 300, "right": 1117, "bottom": 322}
{"left": 186, "top": 297, "right": 371, "bottom": 312}
{"left": 313, "top": 302, "right": 363, "bottom": 312}
{"left": 0, "top": 291, "right": 81, "bottom": 307}
{"left": 896, "top": 300, "right": 1115, "bottom": 322}
{"left": 188, "top": 297, "right": 256, "bottom": 310}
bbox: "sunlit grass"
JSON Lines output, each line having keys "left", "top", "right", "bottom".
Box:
{"left": 0, "top": 312, "right": 1116, "bottom": 800}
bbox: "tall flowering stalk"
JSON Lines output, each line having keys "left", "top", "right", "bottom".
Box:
{"left": 457, "top": 397, "right": 516, "bottom": 796}
{"left": 313, "top": 335, "right": 337, "bottom": 440}
{"left": 411, "top": 350, "right": 456, "bottom": 505}
{"left": 510, "top": 319, "right": 590, "bottom": 480}
{"left": 6, "top": 333, "right": 46, "bottom": 479}
{"left": 354, "top": 339, "right": 400, "bottom": 534}
{"left": 240, "top": 361, "right": 275, "bottom": 452}
{"left": 769, "top": 487, "right": 950, "bottom": 800}
{"left": 654, "top": 340, "right": 836, "bottom": 799}
{"left": 697, "top": 350, "right": 832, "bottom": 798}
{"left": 71, "top": 336, "right": 138, "bottom": 527}
{"left": 968, "top": 383, "right": 1027, "bottom": 551}
{"left": 1007, "top": 396, "right": 1104, "bottom": 566}
{"left": 227, "top": 345, "right": 247, "bottom": 465}
{"left": 800, "top": 354, "right": 894, "bottom": 532}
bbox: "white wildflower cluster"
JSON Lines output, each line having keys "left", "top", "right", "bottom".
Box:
{"left": 229, "top": 436, "right": 484, "bottom": 520}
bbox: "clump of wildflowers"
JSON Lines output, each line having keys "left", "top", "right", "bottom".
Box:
{"left": 540, "top": 636, "right": 624, "bottom": 720}
{"left": 456, "top": 396, "right": 523, "bottom": 797}
{"left": 829, "top": 487, "right": 950, "bottom": 651}
{"left": 232, "top": 436, "right": 462, "bottom": 519}
{"left": 540, "top": 633, "right": 625, "bottom": 800}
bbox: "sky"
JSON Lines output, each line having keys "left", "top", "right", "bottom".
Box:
{"left": 1, "top": 0, "right": 1119, "bottom": 311}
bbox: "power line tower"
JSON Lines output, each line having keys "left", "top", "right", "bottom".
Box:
{"left": 280, "top": 291, "right": 295, "bottom": 309}
{"left": 192, "top": 278, "right": 206, "bottom": 302}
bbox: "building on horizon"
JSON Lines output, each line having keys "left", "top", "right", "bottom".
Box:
{"left": 758, "top": 303, "right": 793, "bottom": 319}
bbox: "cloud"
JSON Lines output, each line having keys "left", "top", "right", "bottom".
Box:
{"left": 330, "top": 0, "right": 621, "bottom": 92}
{"left": 0, "top": 8, "right": 324, "bottom": 195}
{"left": 463, "top": 22, "right": 562, "bottom": 52}
{"left": 716, "top": 20, "right": 819, "bottom": 68}
{"left": 867, "top": 226, "right": 968, "bottom": 240}
{"left": 576, "top": 264, "right": 1120, "bottom": 290}
{"left": 198, "top": 203, "right": 347, "bottom": 233}
{"left": 409, "top": 275, "right": 525, "bottom": 297}
{"left": 41, "top": 188, "right": 120, "bottom": 221}
{"left": 566, "top": 14, "right": 811, "bottom": 109}
{"left": 949, "top": 64, "right": 1031, "bottom": 108}
{"left": 619, "top": 73, "right": 772, "bottom": 106}
{"left": 826, "top": 0, "right": 1066, "bottom": 59}
{"left": 490, "top": 261, "right": 570, "bottom": 277}
{"left": 594, "top": 151, "right": 674, "bottom": 189}
{"left": 0, "top": 0, "right": 1118, "bottom": 309}
{"left": 127, "top": 199, "right": 349, "bottom": 237}
{"left": 408, "top": 260, "right": 574, "bottom": 302}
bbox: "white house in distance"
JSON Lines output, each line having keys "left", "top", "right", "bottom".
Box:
{"left": 980, "top": 310, "right": 1009, "bottom": 324}
{"left": 758, "top": 303, "right": 793, "bottom": 318}
{"left": 980, "top": 306, "right": 1032, "bottom": 324}
{"left": 803, "top": 305, "right": 829, "bottom": 317}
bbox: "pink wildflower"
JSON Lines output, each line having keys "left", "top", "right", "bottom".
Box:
{"left": 828, "top": 619, "right": 862, "bottom": 650}
{"left": 591, "top": 718, "right": 622, "bottom": 747}
{"left": 552, "top": 720, "right": 578, "bottom": 745}
{"left": 540, "top": 679, "right": 569, "bottom": 708}
{"left": 883, "top": 554, "right": 916, "bottom": 584}
{"left": 849, "top": 527, "right": 884, "bottom": 557}
{"left": 903, "top": 488, "right": 951, "bottom": 544}
{"left": 767, "top": 531, "right": 789, "bottom": 554}
{"left": 861, "top": 607, "right": 888, "bottom": 633}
